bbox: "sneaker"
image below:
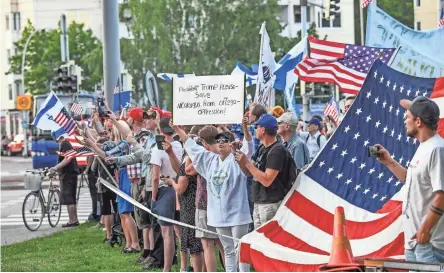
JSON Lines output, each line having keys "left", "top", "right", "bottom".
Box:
{"left": 130, "top": 255, "right": 147, "bottom": 264}
{"left": 91, "top": 223, "right": 104, "bottom": 229}
{"left": 141, "top": 256, "right": 156, "bottom": 265}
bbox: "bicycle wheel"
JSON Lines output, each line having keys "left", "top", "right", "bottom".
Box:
{"left": 22, "top": 191, "right": 44, "bottom": 231}
{"left": 47, "top": 189, "right": 62, "bottom": 227}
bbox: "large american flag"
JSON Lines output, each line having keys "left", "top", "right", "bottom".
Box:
{"left": 324, "top": 97, "right": 339, "bottom": 125}
{"left": 240, "top": 60, "right": 444, "bottom": 271}
{"left": 54, "top": 107, "right": 77, "bottom": 135}
{"left": 294, "top": 36, "right": 396, "bottom": 94}
{"left": 70, "top": 102, "right": 83, "bottom": 116}
{"left": 439, "top": 8, "right": 444, "bottom": 27}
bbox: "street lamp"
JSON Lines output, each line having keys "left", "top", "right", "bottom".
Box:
{"left": 21, "top": 28, "right": 52, "bottom": 157}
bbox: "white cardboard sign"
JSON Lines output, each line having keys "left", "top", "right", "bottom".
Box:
{"left": 172, "top": 75, "right": 245, "bottom": 125}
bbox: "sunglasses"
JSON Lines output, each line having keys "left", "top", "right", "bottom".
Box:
{"left": 143, "top": 111, "right": 157, "bottom": 119}
{"left": 216, "top": 138, "right": 230, "bottom": 144}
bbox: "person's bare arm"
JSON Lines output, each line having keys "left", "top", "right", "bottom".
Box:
{"left": 375, "top": 144, "right": 407, "bottom": 183}
{"left": 162, "top": 141, "right": 181, "bottom": 174}
{"left": 413, "top": 191, "right": 444, "bottom": 244}
{"left": 151, "top": 165, "right": 161, "bottom": 201}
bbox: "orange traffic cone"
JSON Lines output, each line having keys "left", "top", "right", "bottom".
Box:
{"left": 319, "top": 206, "right": 362, "bottom": 272}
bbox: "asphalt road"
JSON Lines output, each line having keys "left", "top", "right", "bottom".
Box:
{"left": 1, "top": 156, "right": 94, "bottom": 246}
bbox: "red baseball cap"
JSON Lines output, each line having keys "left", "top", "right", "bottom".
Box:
{"left": 128, "top": 107, "right": 144, "bottom": 122}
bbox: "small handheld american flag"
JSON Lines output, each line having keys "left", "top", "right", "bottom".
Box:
{"left": 361, "top": 0, "right": 373, "bottom": 8}
{"left": 113, "top": 78, "right": 120, "bottom": 94}
{"left": 439, "top": 8, "right": 444, "bottom": 27}
{"left": 324, "top": 97, "right": 340, "bottom": 125}
{"left": 58, "top": 146, "right": 96, "bottom": 160}
{"left": 70, "top": 102, "right": 83, "bottom": 116}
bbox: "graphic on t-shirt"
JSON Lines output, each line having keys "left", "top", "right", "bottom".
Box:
{"left": 209, "top": 168, "right": 229, "bottom": 198}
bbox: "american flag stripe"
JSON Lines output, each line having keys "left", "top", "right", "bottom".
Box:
{"left": 439, "top": 8, "right": 444, "bottom": 27}
{"left": 67, "top": 135, "right": 87, "bottom": 166}
{"left": 361, "top": 0, "right": 372, "bottom": 8}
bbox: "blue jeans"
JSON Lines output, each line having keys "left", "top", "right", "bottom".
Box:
{"left": 405, "top": 243, "right": 444, "bottom": 263}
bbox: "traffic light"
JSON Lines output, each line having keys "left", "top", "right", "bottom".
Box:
{"left": 330, "top": 0, "right": 340, "bottom": 20}
{"left": 51, "top": 67, "right": 69, "bottom": 92}
{"left": 323, "top": 0, "right": 340, "bottom": 19}
{"left": 51, "top": 62, "right": 81, "bottom": 92}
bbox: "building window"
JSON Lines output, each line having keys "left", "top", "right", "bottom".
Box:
{"left": 294, "top": 6, "right": 311, "bottom": 23}
{"left": 7, "top": 49, "right": 11, "bottom": 64}
{"left": 15, "top": 81, "right": 21, "bottom": 96}
{"left": 332, "top": 13, "right": 341, "bottom": 27}
{"left": 5, "top": 15, "right": 9, "bottom": 30}
{"left": 416, "top": 0, "right": 421, "bottom": 7}
{"left": 8, "top": 84, "right": 13, "bottom": 100}
{"left": 416, "top": 21, "right": 421, "bottom": 30}
{"left": 12, "top": 12, "right": 20, "bottom": 31}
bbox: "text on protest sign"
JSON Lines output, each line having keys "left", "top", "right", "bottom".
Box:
{"left": 173, "top": 75, "right": 245, "bottom": 125}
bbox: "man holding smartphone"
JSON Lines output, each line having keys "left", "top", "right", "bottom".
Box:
{"left": 375, "top": 97, "right": 444, "bottom": 263}
{"left": 150, "top": 117, "right": 183, "bottom": 272}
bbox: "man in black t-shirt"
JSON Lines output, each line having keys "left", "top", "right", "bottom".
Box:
{"left": 49, "top": 133, "right": 80, "bottom": 228}
{"left": 235, "top": 114, "right": 291, "bottom": 229}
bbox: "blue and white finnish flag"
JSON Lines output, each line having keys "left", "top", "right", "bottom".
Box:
{"left": 157, "top": 73, "right": 196, "bottom": 82}
{"left": 231, "top": 61, "right": 258, "bottom": 87}
{"left": 273, "top": 38, "right": 306, "bottom": 113}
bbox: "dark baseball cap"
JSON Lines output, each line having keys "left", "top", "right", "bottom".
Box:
{"left": 159, "top": 117, "right": 174, "bottom": 134}
{"left": 253, "top": 114, "right": 278, "bottom": 130}
{"left": 400, "top": 96, "right": 440, "bottom": 126}
{"left": 305, "top": 118, "right": 322, "bottom": 128}
{"left": 215, "top": 131, "right": 235, "bottom": 142}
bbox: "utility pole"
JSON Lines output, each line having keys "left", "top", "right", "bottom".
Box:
{"left": 60, "top": 14, "right": 69, "bottom": 62}
{"left": 300, "top": 0, "right": 309, "bottom": 127}
{"left": 102, "top": 0, "right": 121, "bottom": 107}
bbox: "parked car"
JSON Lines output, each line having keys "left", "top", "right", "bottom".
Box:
{"left": 6, "top": 134, "right": 25, "bottom": 156}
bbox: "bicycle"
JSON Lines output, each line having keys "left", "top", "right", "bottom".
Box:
{"left": 22, "top": 168, "right": 62, "bottom": 231}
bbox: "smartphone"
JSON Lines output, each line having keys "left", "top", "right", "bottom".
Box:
{"left": 367, "top": 145, "right": 380, "bottom": 158}
{"left": 156, "top": 135, "right": 165, "bottom": 150}
{"left": 233, "top": 141, "right": 240, "bottom": 154}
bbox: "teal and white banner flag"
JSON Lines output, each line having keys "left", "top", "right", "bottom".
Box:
{"left": 366, "top": 3, "right": 444, "bottom": 78}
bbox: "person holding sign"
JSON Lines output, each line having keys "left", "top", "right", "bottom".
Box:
{"left": 171, "top": 117, "right": 253, "bottom": 272}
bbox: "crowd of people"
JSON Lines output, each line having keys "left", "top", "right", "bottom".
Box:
{"left": 48, "top": 99, "right": 348, "bottom": 272}
{"left": 47, "top": 93, "right": 444, "bottom": 269}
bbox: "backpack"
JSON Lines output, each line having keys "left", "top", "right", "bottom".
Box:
{"left": 266, "top": 143, "right": 299, "bottom": 194}
{"left": 306, "top": 134, "right": 322, "bottom": 148}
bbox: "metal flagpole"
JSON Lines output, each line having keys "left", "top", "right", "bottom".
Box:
{"left": 255, "top": 22, "right": 266, "bottom": 103}
{"left": 360, "top": 4, "right": 365, "bottom": 45}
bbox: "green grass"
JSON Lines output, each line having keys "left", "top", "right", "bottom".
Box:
{"left": 1, "top": 223, "right": 224, "bottom": 272}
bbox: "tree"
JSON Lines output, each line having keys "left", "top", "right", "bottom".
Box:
{"left": 8, "top": 20, "right": 103, "bottom": 95}
{"left": 354, "top": 0, "right": 413, "bottom": 45}
{"left": 121, "top": 0, "right": 317, "bottom": 109}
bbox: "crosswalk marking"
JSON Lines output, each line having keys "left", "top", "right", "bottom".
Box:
{"left": 1, "top": 191, "right": 93, "bottom": 227}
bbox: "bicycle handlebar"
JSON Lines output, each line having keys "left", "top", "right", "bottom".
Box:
{"left": 26, "top": 167, "right": 52, "bottom": 176}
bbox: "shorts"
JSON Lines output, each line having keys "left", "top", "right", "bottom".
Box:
{"left": 100, "top": 190, "right": 117, "bottom": 215}
{"left": 175, "top": 210, "right": 180, "bottom": 221}
{"left": 195, "top": 209, "right": 219, "bottom": 239}
{"left": 253, "top": 201, "right": 281, "bottom": 229}
{"left": 60, "top": 174, "right": 78, "bottom": 205}
{"left": 131, "top": 181, "right": 153, "bottom": 229}
{"left": 152, "top": 187, "right": 176, "bottom": 227}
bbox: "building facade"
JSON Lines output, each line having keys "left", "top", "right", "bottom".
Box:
{"left": 1, "top": 0, "right": 104, "bottom": 139}
{"left": 277, "top": 0, "right": 355, "bottom": 44}
{"left": 413, "top": 0, "right": 443, "bottom": 30}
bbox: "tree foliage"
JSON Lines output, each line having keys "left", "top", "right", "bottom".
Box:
{"left": 354, "top": 0, "right": 414, "bottom": 45}
{"left": 121, "top": 0, "right": 317, "bottom": 108}
{"left": 8, "top": 20, "right": 103, "bottom": 95}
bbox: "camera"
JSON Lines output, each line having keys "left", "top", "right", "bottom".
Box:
{"left": 367, "top": 145, "right": 380, "bottom": 158}
{"left": 233, "top": 141, "right": 240, "bottom": 154}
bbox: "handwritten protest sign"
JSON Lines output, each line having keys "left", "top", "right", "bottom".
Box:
{"left": 172, "top": 75, "right": 245, "bottom": 125}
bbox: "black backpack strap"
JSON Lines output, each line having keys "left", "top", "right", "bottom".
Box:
{"left": 317, "top": 134, "right": 321, "bottom": 148}
{"left": 305, "top": 134, "right": 309, "bottom": 143}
